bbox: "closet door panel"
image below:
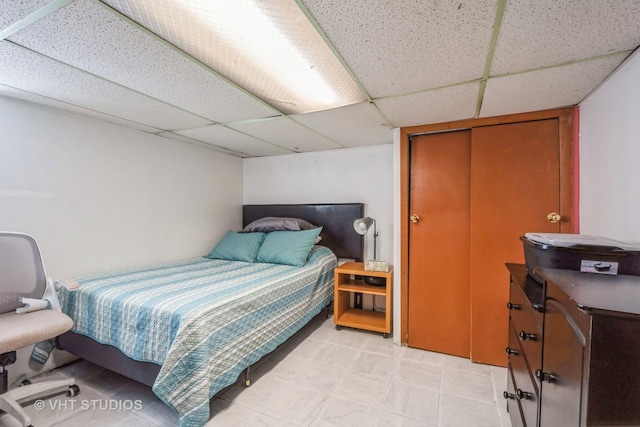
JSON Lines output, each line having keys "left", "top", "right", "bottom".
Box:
{"left": 470, "top": 119, "right": 561, "bottom": 366}
{"left": 407, "top": 130, "right": 471, "bottom": 357}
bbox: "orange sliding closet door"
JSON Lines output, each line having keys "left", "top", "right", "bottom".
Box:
{"left": 408, "top": 130, "right": 471, "bottom": 358}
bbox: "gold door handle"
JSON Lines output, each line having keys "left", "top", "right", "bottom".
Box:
{"left": 547, "top": 212, "right": 562, "bottom": 223}
{"left": 410, "top": 214, "right": 420, "bottom": 223}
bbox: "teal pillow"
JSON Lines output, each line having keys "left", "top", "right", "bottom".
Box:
{"left": 206, "top": 231, "right": 266, "bottom": 262}
{"left": 256, "top": 228, "right": 323, "bottom": 267}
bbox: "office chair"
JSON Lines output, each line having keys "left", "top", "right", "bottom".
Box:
{"left": 0, "top": 232, "right": 79, "bottom": 427}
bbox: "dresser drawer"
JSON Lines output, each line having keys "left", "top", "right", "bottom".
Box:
{"left": 505, "top": 365, "right": 525, "bottom": 427}
{"left": 508, "top": 323, "right": 539, "bottom": 427}
{"left": 508, "top": 280, "right": 543, "bottom": 373}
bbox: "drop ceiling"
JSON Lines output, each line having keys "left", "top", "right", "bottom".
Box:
{"left": 1, "top": 0, "right": 639, "bottom": 158}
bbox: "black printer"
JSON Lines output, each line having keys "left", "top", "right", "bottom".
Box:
{"left": 521, "top": 233, "right": 640, "bottom": 284}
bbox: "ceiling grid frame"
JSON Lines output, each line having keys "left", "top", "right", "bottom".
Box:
{"left": 0, "top": 0, "right": 638, "bottom": 157}
{"left": 475, "top": 0, "right": 507, "bottom": 118}
{"left": 3, "top": 39, "right": 217, "bottom": 130}
{"left": 90, "top": 0, "right": 288, "bottom": 121}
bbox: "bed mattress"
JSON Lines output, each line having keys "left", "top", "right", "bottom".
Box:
{"left": 57, "top": 246, "right": 336, "bottom": 426}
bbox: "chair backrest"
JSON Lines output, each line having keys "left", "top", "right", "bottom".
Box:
{"left": 0, "top": 232, "right": 47, "bottom": 315}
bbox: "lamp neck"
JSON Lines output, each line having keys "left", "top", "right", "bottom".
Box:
{"left": 372, "top": 219, "right": 378, "bottom": 260}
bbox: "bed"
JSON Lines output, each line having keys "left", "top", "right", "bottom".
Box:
{"left": 55, "top": 203, "right": 364, "bottom": 427}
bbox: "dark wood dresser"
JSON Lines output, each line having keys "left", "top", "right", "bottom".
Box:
{"left": 505, "top": 264, "right": 640, "bottom": 427}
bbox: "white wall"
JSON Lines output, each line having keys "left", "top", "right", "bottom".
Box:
{"left": 579, "top": 50, "right": 640, "bottom": 244}
{"left": 1, "top": 97, "right": 243, "bottom": 279}
{"left": 243, "top": 144, "right": 394, "bottom": 262}
{"left": 243, "top": 145, "right": 399, "bottom": 340}
{"left": 1, "top": 97, "right": 243, "bottom": 381}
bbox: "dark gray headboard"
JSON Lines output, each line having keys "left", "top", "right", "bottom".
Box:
{"left": 243, "top": 203, "right": 364, "bottom": 261}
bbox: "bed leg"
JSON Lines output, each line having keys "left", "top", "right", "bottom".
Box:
{"left": 244, "top": 367, "right": 252, "bottom": 387}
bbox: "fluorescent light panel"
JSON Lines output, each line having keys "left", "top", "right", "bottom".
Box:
{"left": 102, "top": 0, "right": 365, "bottom": 115}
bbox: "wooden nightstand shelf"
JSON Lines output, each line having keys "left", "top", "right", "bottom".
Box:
{"left": 334, "top": 262, "right": 393, "bottom": 338}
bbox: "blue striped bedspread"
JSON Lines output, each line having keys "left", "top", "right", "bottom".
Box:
{"left": 57, "top": 246, "right": 337, "bottom": 427}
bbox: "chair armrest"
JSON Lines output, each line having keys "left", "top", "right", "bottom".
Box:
{"left": 54, "top": 278, "right": 80, "bottom": 291}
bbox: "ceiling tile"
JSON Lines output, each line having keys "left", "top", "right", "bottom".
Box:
{"left": 8, "top": 0, "right": 279, "bottom": 123}
{"left": 376, "top": 82, "right": 480, "bottom": 128}
{"left": 0, "top": 0, "right": 53, "bottom": 31}
{"left": 229, "top": 117, "right": 343, "bottom": 152}
{"left": 0, "top": 41, "right": 211, "bottom": 130}
{"left": 156, "top": 131, "right": 251, "bottom": 158}
{"left": 302, "top": 0, "right": 495, "bottom": 98}
{"left": 0, "top": 86, "right": 161, "bottom": 133}
{"left": 291, "top": 102, "right": 393, "bottom": 147}
{"left": 103, "top": 0, "right": 366, "bottom": 115}
{"left": 481, "top": 54, "right": 629, "bottom": 118}
{"left": 176, "top": 125, "right": 292, "bottom": 157}
{"left": 492, "top": 0, "right": 640, "bottom": 75}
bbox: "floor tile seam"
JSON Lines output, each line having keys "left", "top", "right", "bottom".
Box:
{"left": 378, "top": 389, "right": 441, "bottom": 424}
{"left": 54, "top": 364, "right": 107, "bottom": 384}
{"left": 434, "top": 390, "right": 445, "bottom": 426}
{"left": 439, "top": 389, "right": 499, "bottom": 407}
{"left": 392, "top": 360, "right": 444, "bottom": 384}
{"left": 118, "top": 411, "right": 164, "bottom": 427}
{"left": 329, "top": 377, "right": 392, "bottom": 409}
{"left": 282, "top": 374, "right": 337, "bottom": 402}
{"left": 68, "top": 379, "right": 118, "bottom": 400}
{"left": 35, "top": 401, "right": 131, "bottom": 427}
{"left": 326, "top": 341, "right": 370, "bottom": 353}
{"left": 135, "top": 406, "right": 174, "bottom": 427}
{"left": 390, "top": 353, "right": 405, "bottom": 377}
{"left": 358, "top": 348, "right": 405, "bottom": 360}
{"left": 217, "top": 377, "right": 288, "bottom": 413}
{"left": 494, "top": 401, "right": 510, "bottom": 427}
{"left": 109, "top": 388, "right": 161, "bottom": 405}
{"left": 442, "top": 365, "right": 493, "bottom": 379}
{"left": 290, "top": 391, "right": 332, "bottom": 427}
{"left": 27, "top": 370, "right": 68, "bottom": 383}
{"left": 357, "top": 347, "right": 403, "bottom": 362}
{"left": 373, "top": 408, "right": 438, "bottom": 427}
{"left": 211, "top": 400, "right": 284, "bottom": 426}
{"left": 300, "top": 356, "right": 351, "bottom": 375}
{"left": 247, "top": 412, "right": 304, "bottom": 427}
{"left": 491, "top": 380, "right": 508, "bottom": 403}
{"left": 344, "top": 365, "right": 394, "bottom": 383}
{"left": 319, "top": 339, "right": 368, "bottom": 352}
{"left": 215, "top": 391, "right": 268, "bottom": 413}
{"left": 388, "top": 371, "right": 443, "bottom": 393}
{"left": 327, "top": 329, "right": 375, "bottom": 346}
{"left": 309, "top": 346, "right": 362, "bottom": 370}
{"left": 397, "top": 356, "right": 445, "bottom": 370}
{"left": 17, "top": 400, "right": 77, "bottom": 427}
{"left": 314, "top": 393, "right": 383, "bottom": 425}
{"left": 395, "top": 358, "right": 447, "bottom": 376}
{"left": 437, "top": 391, "right": 504, "bottom": 427}
{"left": 283, "top": 339, "right": 326, "bottom": 360}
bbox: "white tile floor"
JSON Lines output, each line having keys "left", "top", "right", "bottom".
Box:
{"left": 1, "top": 314, "right": 512, "bottom": 427}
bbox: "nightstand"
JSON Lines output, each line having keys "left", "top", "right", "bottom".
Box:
{"left": 333, "top": 262, "right": 393, "bottom": 338}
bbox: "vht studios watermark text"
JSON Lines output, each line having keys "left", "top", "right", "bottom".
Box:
{"left": 34, "top": 399, "right": 143, "bottom": 411}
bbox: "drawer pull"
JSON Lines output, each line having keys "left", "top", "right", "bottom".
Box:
{"left": 505, "top": 347, "right": 520, "bottom": 356}
{"left": 531, "top": 303, "right": 545, "bottom": 313}
{"left": 507, "top": 302, "right": 521, "bottom": 310}
{"left": 516, "top": 389, "right": 533, "bottom": 400}
{"left": 503, "top": 391, "right": 516, "bottom": 400}
{"left": 519, "top": 331, "right": 537, "bottom": 341}
{"left": 535, "top": 369, "right": 556, "bottom": 383}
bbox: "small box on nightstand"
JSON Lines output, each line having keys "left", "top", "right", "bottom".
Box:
{"left": 365, "top": 260, "right": 389, "bottom": 272}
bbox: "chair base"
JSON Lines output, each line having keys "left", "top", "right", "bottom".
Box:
{"left": 0, "top": 377, "right": 77, "bottom": 427}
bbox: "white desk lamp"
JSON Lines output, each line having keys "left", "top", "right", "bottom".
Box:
{"left": 353, "top": 217, "right": 377, "bottom": 259}
{"left": 353, "top": 217, "right": 389, "bottom": 278}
